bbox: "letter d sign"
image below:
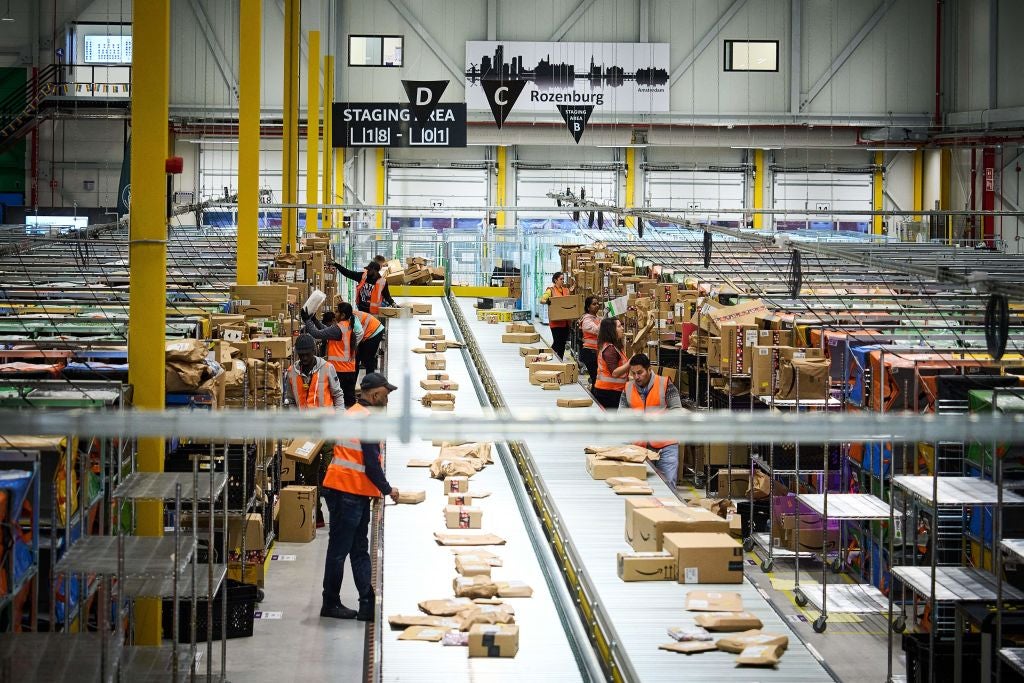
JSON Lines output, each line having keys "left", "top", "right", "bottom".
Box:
{"left": 402, "top": 80, "right": 450, "bottom": 124}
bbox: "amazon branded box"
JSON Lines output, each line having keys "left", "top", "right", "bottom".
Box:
{"left": 548, "top": 295, "right": 582, "bottom": 322}
{"left": 624, "top": 497, "right": 685, "bottom": 546}
{"left": 663, "top": 532, "right": 743, "bottom": 584}
{"left": 284, "top": 438, "right": 325, "bottom": 465}
{"left": 630, "top": 506, "right": 730, "bottom": 552}
{"left": 616, "top": 551, "right": 678, "bottom": 582}
{"left": 278, "top": 485, "right": 317, "bottom": 543}
{"left": 502, "top": 332, "right": 541, "bottom": 344}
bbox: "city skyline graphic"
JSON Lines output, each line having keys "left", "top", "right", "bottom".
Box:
{"left": 466, "top": 43, "right": 669, "bottom": 90}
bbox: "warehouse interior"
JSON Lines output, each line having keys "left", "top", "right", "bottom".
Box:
{"left": 0, "top": 0, "right": 1023, "bottom": 681}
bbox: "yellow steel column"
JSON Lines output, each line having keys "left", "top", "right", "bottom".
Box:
{"left": 913, "top": 149, "right": 924, "bottom": 221}
{"left": 940, "top": 148, "right": 952, "bottom": 242}
{"left": 872, "top": 151, "right": 884, "bottom": 235}
{"left": 624, "top": 147, "right": 635, "bottom": 228}
{"left": 281, "top": 0, "right": 300, "bottom": 252}
{"left": 752, "top": 149, "right": 765, "bottom": 229}
{"left": 305, "top": 30, "right": 320, "bottom": 233}
{"left": 322, "top": 55, "right": 334, "bottom": 229}
{"left": 375, "top": 147, "right": 386, "bottom": 229}
{"left": 129, "top": 0, "right": 170, "bottom": 646}
{"left": 237, "top": 0, "right": 261, "bottom": 284}
{"left": 495, "top": 145, "right": 506, "bottom": 228}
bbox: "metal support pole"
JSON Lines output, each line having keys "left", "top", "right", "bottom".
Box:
{"left": 281, "top": 0, "right": 301, "bottom": 252}
{"left": 237, "top": 0, "right": 262, "bottom": 284}
{"left": 322, "top": 54, "right": 335, "bottom": 230}
{"left": 305, "top": 30, "right": 321, "bottom": 234}
{"left": 129, "top": 0, "right": 170, "bottom": 645}
{"left": 753, "top": 149, "right": 765, "bottom": 229}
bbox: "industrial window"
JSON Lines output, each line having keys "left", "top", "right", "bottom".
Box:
{"left": 348, "top": 35, "right": 403, "bottom": 67}
{"left": 723, "top": 40, "right": 779, "bottom": 72}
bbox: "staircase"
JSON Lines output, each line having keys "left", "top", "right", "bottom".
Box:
{"left": 0, "top": 64, "right": 60, "bottom": 154}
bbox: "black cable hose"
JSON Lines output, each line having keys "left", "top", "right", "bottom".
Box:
{"left": 702, "top": 230, "right": 712, "bottom": 269}
{"left": 985, "top": 292, "right": 1009, "bottom": 360}
{"left": 637, "top": 216, "right": 644, "bottom": 239}
{"left": 789, "top": 250, "right": 802, "bottom": 298}
{"left": 597, "top": 211, "right": 604, "bottom": 229}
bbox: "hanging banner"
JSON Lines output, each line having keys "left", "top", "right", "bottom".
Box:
{"left": 401, "top": 79, "right": 449, "bottom": 124}
{"left": 332, "top": 103, "right": 467, "bottom": 148}
{"left": 481, "top": 78, "right": 526, "bottom": 129}
{"left": 117, "top": 135, "right": 131, "bottom": 217}
{"left": 557, "top": 104, "right": 593, "bottom": 143}
{"left": 466, "top": 41, "right": 670, "bottom": 114}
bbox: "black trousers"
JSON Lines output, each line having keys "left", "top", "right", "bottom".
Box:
{"left": 358, "top": 333, "right": 384, "bottom": 374}
{"left": 338, "top": 371, "right": 358, "bottom": 408}
{"left": 550, "top": 326, "right": 570, "bottom": 359}
{"left": 580, "top": 347, "right": 598, "bottom": 388}
{"left": 593, "top": 388, "right": 622, "bottom": 411}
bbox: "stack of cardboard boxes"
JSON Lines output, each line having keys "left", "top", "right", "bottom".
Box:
{"left": 380, "top": 257, "right": 446, "bottom": 287}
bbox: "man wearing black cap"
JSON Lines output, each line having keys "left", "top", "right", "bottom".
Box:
{"left": 320, "top": 372, "right": 400, "bottom": 622}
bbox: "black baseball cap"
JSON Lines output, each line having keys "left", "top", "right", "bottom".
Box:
{"left": 295, "top": 334, "right": 316, "bottom": 353}
{"left": 361, "top": 372, "right": 397, "bottom": 392}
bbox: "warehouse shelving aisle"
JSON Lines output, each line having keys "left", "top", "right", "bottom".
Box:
{"left": 454, "top": 297, "right": 835, "bottom": 682}
{"left": 378, "top": 298, "right": 588, "bottom": 682}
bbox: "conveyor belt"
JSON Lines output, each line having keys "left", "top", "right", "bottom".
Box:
{"left": 453, "top": 297, "right": 835, "bottom": 683}
{"left": 378, "top": 298, "right": 592, "bottom": 682}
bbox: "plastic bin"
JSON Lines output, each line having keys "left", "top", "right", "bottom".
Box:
{"left": 163, "top": 578, "right": 257, "bottom": 642}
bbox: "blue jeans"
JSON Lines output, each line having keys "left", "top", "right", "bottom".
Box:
{"left": 654, "top": 443, "right": 679, "bottom": 489}
{"left": 321, "top": 488, "right": 373, "bottom": 609}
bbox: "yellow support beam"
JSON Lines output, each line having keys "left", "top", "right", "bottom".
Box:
{"left": 913, "top": 149, "right": 924, "bottom": 221}
{"left": 280, "top": 0, "right": 300, "bottom": 252}
{"left": 752, "top": 149, "right": 765, "bottom": 229}
{"left": 237, "top": 0, "right": 261, "bottom": 284}
{"left": 624, "top": 147, "right": 635, "bottom": 228}
{"left": 322, "top": 55, "right": 334, "bottom": 229}
{"left": 129, "top": 0, "right": 170, "bottom": 646}
{"left": 872, "top": 151, "right": 884, "bottom": 235}
{"left": 495, "top": 145, "right": 507, "bottom": 228}
{"left": 375, "top": 147, "right": 386, "bottom": 229}
{"left": 304, "top": 30, "right": 320, "bottom": 233}
{"left": 336, "top": 146, "right": 345, "bottom": 227}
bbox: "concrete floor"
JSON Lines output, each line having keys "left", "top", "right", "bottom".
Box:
{"left": 221, "top": 514, "right": 367, "bottom": 682}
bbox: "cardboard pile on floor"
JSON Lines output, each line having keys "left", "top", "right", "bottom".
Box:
{"left": 657, "top": 591, "right": 788, "bottom": 666}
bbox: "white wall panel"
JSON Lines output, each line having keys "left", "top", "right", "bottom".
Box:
{"left": 644, "top": 170, "right": 744, "bottom": 222}
{"left": 772, "top": 171, "right": 872, "bottom": 229}
{"left": 385, "top": 166, "right": 487, "bottom": 216}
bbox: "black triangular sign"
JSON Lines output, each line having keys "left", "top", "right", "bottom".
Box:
{"left": 402, "top": 80, "right": 449, "bottom": 124}
{"left": 481, "top": 79, "right": 526, "bottom": 129}
{"left": 557, "top": 105, "right": 594, "bottom": 144}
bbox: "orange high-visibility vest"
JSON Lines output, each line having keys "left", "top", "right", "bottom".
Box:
{"left": 287, "top": 364, "right": 334, "bottom": 409}
{"left": 595, "top": 343, "right": 627, "bottom": 391}
{"left": 357, "top": 273, "right": 386, "bottom": 314}
{"left": 326, "top": 321, "right": 355, "bottom": 373}
{"left": 626, "top": 374, "right": 675, "bottom": 449}
{"left": 581, "top": 313, "right": 600, "bottom": 350}
{"left": 353, "top": 310, "right": 383, "bottom": 339}
{"left": 323, "top": 403, "right": 381, "bottom": 496}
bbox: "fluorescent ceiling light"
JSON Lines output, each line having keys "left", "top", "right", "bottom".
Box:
{"left": 866, "top": 147, "right": 917, "bottom": 152}
{"left": 595, "top": 144, "right": 648, "bottom": 148}
{"left": 182, "top": 139, "right": 239, "bottom": 145}
{"left": 730, "top": 146, "right": 780, "bottom": 150}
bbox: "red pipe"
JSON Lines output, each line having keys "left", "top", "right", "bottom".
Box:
{"left": 982, "top": 147, "right": 996, "bottom": 248}
{"left": 934, "top": 0, "right": 942, "bottom": 127}
{"left": 969, "top": 147, "right": 977, "bottom": 241}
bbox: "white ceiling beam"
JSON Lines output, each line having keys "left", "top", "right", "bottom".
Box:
{"left": 800, "top": 0, "right": 897, "bottom": 111}
{"left": 549, "top": 0, "right": 598, "bottom": 42}
{"left": 669, "top": 0, "right": 749, "bottom": 88}
{"left": 386, "top": 0, "right": 464, "bottom": 82}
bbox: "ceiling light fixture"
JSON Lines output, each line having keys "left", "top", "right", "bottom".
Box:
{"left": 1, "top": 0, "right": 14, "bottom": 22}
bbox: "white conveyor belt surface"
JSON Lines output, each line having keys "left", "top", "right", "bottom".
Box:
{"left": 456, "top": 298, "right": 835, "bottom": 682}
{"left": 380, "top": 299, "right": 585, "bottom": 682}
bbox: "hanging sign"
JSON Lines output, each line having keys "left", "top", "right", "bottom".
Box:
{"left": 481, "top": 78, "right": 526, "bottom": 129}
{"left": 557, "top": 104, "right": 593, "bottom": 143}
{"left": 332, "top": 102, "right": 467, "bottom": 148}
{"left": 466, "top": 41, "right": 670, "bottom": 114}
{"left": 401, "top": 79, "right": 449, "bottom": 124}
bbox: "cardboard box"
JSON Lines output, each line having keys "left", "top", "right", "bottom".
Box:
{"left": 419, "top": 326, "right": 444, "bottom": 340}
{"left": 721, "top": 324, "right": 759, "bottom": 375}
{"left": 757, "top": 329, "right": 794, "bottom": 347}
{"left": 445, "top": 505, "right": 483, "bottom": 529}
{"left": 378, "top": 306, "right": 411, "bottom": 319}
{"left": 280, "top": 457, "right": 297, "bottom": 483}
{"left": 518, "top": 346, "right": 545, "bottom": 357}
{"left": 284, "top": 438, "right": 325, "bottom": 465}
{"left": 278, "top": 485, "right": 318, "bottom": 543}
{"left": 411, "top": 303, "right": 433, "bottom": 315}
{"left": 548, "top": 295, "right": 583, "bottom": 322}
{"left": 529, "top": 362, "right": 579, "bottom": 386}
{"left": 557, "top": 398, "right": 593, "bottom": 408}
{"left": 420, "top": 379, "right": 460, "bottom": 391}
{"left": 505, "top": 323, "right": 536, "bottom": 334}
{"left": 444, "top": 476, "right": 469, "bottom": 494}
{"left": 447, "top": 493, "right": 475, "bottom": 506}
{"left": 242, "top": 336, "right": 293, "bottom": 361}
{"left": 663, "top": 532, "right": 744, "bottom": 584}
{"left": 685, "top": 590, "right": 744, "bottom": 612}
{"left": 716, "top": 467, "right": 751, "bottom": 498}
{"left": 396, "top": 490, "right": 426, "bottom": 504}
{"left": 616, "top": 551, "right": 678, "bottom": 581}
{"left": 631, "top": 506, "right": 730, "bottom": 551}
{"left": 624, "top": 497, "right": 685, "bottom": 546}
{"left": 468, "top": 624, "right": 519, "bottom": 658}
{"left": 775, "top": 355, "right": 830, "bottom": 400}
{"left": 585, "top": 452, "right": 649, "bottom": 481}
{"left": 454, "top": 554, "right": 492, "bottom": 577}
{"left": 430, "top": 401, "right": 455, "bottom": 412}
{"left": 425, "top": 354, "right": 446, "bottom": 370}
{"left": 502, "top": 332, "right": 541, "bottom": 344}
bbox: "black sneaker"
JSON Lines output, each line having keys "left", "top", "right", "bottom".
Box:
{"left": 320, "top": 604, "right": 357, "bottom": 619}
{"left": 356, "top": 604, "right": 374, "bottom": 622}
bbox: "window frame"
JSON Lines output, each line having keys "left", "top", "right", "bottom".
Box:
{"left": 723, "top": 39, "right": 780, "bottom": 73}
{"left": 347, "top": 34, "right": 405, "bottom": 68}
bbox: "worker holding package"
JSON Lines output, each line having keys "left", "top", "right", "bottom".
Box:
{"left": 619, "top": 353, "right": 682, "bottom": 488}
{"left": 320, "top": 372, "right": 400, "bottom": 622}
{"left": 300, "top": 302, "right": 360, "bottom": 407}
{"left": 539, "top": 271, "right": 576, "bottom": 359}
{"left": 332, "top": 256, "right": 397, "bottom": 314}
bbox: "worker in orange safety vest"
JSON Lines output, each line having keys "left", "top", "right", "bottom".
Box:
{"left": 620, "top": 353, "right": 683, "bottom": 489}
